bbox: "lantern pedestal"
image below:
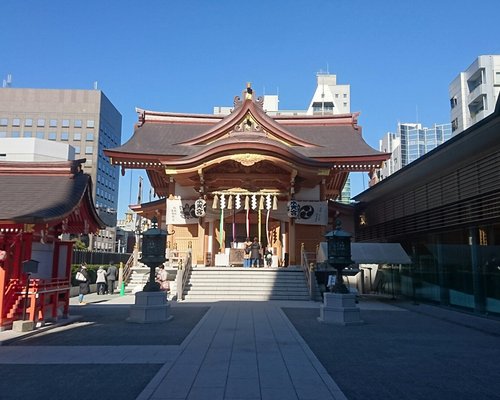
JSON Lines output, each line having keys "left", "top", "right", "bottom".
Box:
{"left": 318, "top": 292, "right": 363, "bottom": 325}
{"left": 128, "top": 291, "right": 172, "bottom": 324}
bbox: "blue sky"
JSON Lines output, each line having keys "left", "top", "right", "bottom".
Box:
{"left": 3, "top": 0, "right": 500, "bottom": 217}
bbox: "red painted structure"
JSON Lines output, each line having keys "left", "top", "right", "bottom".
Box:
{"left": 0, "top": 159, "right": 104, "bottom": 330}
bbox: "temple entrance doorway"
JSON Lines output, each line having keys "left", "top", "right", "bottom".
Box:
{"left": 216, "top": 210, "right": 285, "bottom": 267}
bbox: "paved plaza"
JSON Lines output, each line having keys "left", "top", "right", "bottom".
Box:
{"left": 1, "top": 293, "right": 499, "bottom": 400}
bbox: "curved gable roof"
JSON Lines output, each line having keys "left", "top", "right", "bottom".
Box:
{"left": 105, "top": 86, "right": 389, "bottom": 169}
{"left": 0, "top": 160, "right": 105, "bottom": 229}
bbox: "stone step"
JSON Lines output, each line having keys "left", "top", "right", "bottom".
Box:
{"left": 185, "top": 293, "right": 310, "bottom": 301}
{"left": 183, "top": 267, "right": 312, "bottom": 301}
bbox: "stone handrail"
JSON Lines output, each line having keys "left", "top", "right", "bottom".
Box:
{"left": 176, "top": 249, "right": 192, "bottom": 301}
{"left": 300, "top": 243, "right": 317, "bottom": 301}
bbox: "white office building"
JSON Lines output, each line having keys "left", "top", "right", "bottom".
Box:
{"left": 0, "top": 137, "right": 75, "bottom": 162}
{"left": 449, "top": 55, "right": 500, "bottom": 135}
{"left": 306, "top": 73, "right": 350, "bottom": 115}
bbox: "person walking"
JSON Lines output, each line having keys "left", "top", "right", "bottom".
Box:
{"left": 77, "top": 263, "right": 90, "bottom": 304}
{"left": 96, "top": 266, "right": 107, "bottom": 295}
{"left": 243, "top": 237, "right": 252, "bottom": 268}
{"left": 250, "top": 237, "right": 261, "bottom": 268}
{"left": 106, "top": 262, "right": 118, "bottom": 294}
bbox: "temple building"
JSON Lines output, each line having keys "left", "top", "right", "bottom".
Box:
{"left": 0, "top": 159, "right": 104, "bottom": 330}
{"left": 105, "top": 85, "right": 389, "bottom": 267}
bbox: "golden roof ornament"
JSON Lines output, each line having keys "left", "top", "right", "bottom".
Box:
{"left": 245, "top": 82, "right": 253, "bottom": 100}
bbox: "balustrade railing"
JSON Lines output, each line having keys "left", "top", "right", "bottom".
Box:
{"left": 300, "top": 243, "right": 318, "bottom": 301}
{"left": 176, "top": 249, "right": 193, "bottom": 301}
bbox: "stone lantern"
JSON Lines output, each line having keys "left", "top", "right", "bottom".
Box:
{"left": 325, "top": 220, "right": 353, "bottom": 294}
{"left": 319, "top": 219, "right": 362, "bottom": 325}
{"left": 129, "top": 216, "right": 173, "bottom": 324}
{"left": 141, "top": 216, "right": 167, "bottom": 292}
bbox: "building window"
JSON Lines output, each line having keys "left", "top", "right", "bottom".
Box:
{"left": 450, "top": 97, "right": 458, "bottom": 109}
{"left": 74, "top": 119, "right": 82, "bottom": 128}
{"left": 74, "top": 132, "right": 82, "bottom": 141}
{"left": 0, "top": 131, "right": 6, "bottom": 138}
{"left": 12, "top": 118, "right": 20, "bottom": 127}
{"left": 86, "top": 132, "right": 94, "bottom": 141}
{"left": 85, "top": 146, "right": 93, "bottom": 154}
{"left": 451, "top": 118, "right": 458, "bottom": 132}
{"left": 87, "top": 120, "right": 95, "bottom": 128}
{"left": 24, "top": 131, "right": 32, "bottom": 138}
{"left": 48, "top": 132, "right": 57, "bottom": 140}
{"left": 25, "top": 118, "right": 33, "bottom": 127}
{"left": 37, "top": 118, "right": 45, "bottom": 127}
{"left": 495, "top": 71, "right": 500, "bottom": 85}
{"left": 0, "top": 118, "right": 7, "bottom": 126}
{"left": 49, "top": 119, "right": 57, "bottom": 127}
{"left": 11, "top": 131, "right": 20, "bottom": 138}
{"left": 62, "top": 119, "right": 70, "bottom": 128}
{"left": 36, "top": 131, "right": 45, "bottom": 139}
{"left": 61, "top": 132, "right": 69, "bottom": 141}
{"left": 74, "top": 145, "right": 81, "bottom": 154}
{"left": 343, "top": 93, "right": 347, "bottom": 98}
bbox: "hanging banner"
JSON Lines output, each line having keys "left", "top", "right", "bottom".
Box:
{"left": 295, "top": 201, "right": 328, "bottom": 225}
{"left": 166, "top": 198, "right": 199, "bottom": 225}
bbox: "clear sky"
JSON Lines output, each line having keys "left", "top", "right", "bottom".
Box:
{"left": 3, "top": 0, "right": 500, "bottom": 218}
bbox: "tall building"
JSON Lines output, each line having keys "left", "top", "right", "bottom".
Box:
{"left": 213, "top": 73, "right": 353, "bottom": 202}
{"left": 0, "top": 88, "right": 122, "bottom": 251}
{"left": 306, "top": 72, "right": 350, "bottom": 116}
{"left": 378, "top": 122, "right": 452, "bottom": 181}
{"left": 378, "top": 132, "right": 401, "bottom": 180}
{"left": 449, "top": 55, "right": 500, "bottom": 134}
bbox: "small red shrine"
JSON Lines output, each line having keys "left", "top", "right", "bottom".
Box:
{"left": 0, "top": 159, "right": 104, "bottom": 330}
{"left": 105, "top": 86, "right": 389, "bottom": 266}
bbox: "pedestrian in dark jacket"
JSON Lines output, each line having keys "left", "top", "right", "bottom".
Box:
{"left": 250, "top": 237, "right": 261, "bottom": 268}
{"left": 106, "top": 262, "right": 118, "bottom": 294}
{"left": 77, "top": 263, "right": 90, "bottom": 304}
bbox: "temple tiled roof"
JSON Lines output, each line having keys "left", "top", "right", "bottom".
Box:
{"left": 0, "top": 160, "right": 105, "bottom": 229}
{"left": 106, "top": 94, "right": 389, "bottom": 166}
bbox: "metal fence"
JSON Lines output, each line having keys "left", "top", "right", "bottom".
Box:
{"left": 72, "top": 250, "right": 132, "bottom": 266}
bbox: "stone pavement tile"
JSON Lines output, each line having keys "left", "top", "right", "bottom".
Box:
{"left": 295, "top": 386, "right": 339, "bottom": 400}
{"left": 224, "top": 398, "right": 260, "bottom": 400}
{"left": 139, "top": 304, "right": 226, "bottom": 399}
{"left": 224, "top": 377, "right": 261, "bottom": 398}
{"left": 192, "top": 365, "right": 228, "bottom": 387}
{"left": 261, "top": 386, "right": 298, "bottom": 400}
{"left": 186, "top": 386, "right": 225, "bottom": 400}
{"left": 258, "top": 365, "right": 293, "bottom": 389}
{"left": 228, "top": 361, "right": 259, "bottom": 379}
{"left": 153, "top": 364, "right": 200, "bottom": 398}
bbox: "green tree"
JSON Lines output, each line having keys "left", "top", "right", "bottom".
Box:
{"left": 72, "top": 239, "right": 87, "bottom": 250}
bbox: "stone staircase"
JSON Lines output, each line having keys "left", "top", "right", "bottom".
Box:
{"left": 182, "top": 267, "right": 314, "bottom": 301}
{"left": 125, "top": 266, "right": 178, "bottom": 299}
{"left": 125, "top": 266, "right": 151, "bottom": 293}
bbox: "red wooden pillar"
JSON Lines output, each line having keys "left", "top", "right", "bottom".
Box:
{"left": 0, "top": 240, "right": 7, "bottom": 326}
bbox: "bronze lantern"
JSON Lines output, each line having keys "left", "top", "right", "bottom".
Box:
{"left": 141, "top": 216, "right": 167, "bottom": 292}
{"left": 325, "top": 220, "right": 353, "bottom": 293}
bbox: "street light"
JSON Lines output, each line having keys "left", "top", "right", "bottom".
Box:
{"left": 325, "top": 219, "right": 353, "bottom": 294}
{"left": 140, "top": 216, "right": 168, "bottom": 292}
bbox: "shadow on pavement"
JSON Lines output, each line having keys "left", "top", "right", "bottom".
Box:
{"left": 9, "top": 304, "right": 209, "bottom": 346}
{"left": 283, "top": 304, "right": 500, "bottom": 400}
